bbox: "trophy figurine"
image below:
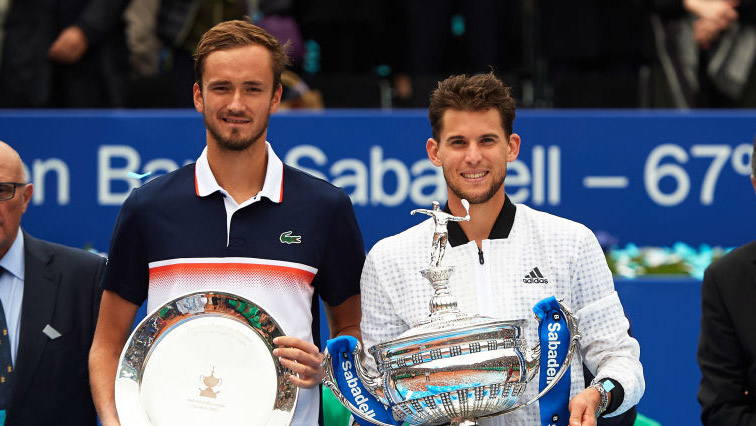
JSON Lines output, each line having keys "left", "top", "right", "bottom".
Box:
{"left": 410, "top": 199, "right": 470, "bottom": 268}
{"left": 322, "top": 201, "right": 582, "bottom": 426}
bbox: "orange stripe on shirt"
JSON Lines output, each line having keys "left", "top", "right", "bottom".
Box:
{"left": 149, "top": 262, "right": 316, "bottom": 285}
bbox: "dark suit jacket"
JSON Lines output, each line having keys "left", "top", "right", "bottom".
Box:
{"left": 698, "top": 240, "right": 756, "bottom": 425}
{"left": 4, "top": 232, "right": 104, "bottom": 426}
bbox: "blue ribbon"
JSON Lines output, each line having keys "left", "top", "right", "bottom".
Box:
{"left": 533, "top": 296, "right": 571, "bottom": 426}
{"left": 326, "top": 336, "right": 401, "bottom": 426}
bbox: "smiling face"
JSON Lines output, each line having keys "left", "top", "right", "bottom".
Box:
{"left": 193, "top": 44, "right": 282, "bottom": 152}
{"left": 427, "top": 108, "right": 520, "bottom": 206}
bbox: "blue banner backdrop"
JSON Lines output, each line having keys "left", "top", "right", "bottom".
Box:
{"left": 6, "top": 110, "right": 756, "bottom": 252}
{"left": 4, "top": 110, "right": 754, "bottom": 426}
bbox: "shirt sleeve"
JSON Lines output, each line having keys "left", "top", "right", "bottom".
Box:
{"left": 571, "top": 229, "right": 645, "bottom": 417}
{"left": 101, "top": 187, "right": 149, "bottom": 306}
{"left": 312, "top": 189, "right": 365, "bottom": 307}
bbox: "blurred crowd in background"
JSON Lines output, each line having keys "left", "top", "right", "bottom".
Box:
{"left": 0, "top": 0, "right": 754, "bottom": 110}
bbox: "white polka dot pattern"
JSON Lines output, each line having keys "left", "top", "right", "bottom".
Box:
{"left": 360, "top": 203, "right": 644, "bottom": 425}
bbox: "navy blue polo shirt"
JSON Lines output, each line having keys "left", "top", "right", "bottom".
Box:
{"left": 102, "top": 145, "right": 365, "bottom": 342}
{"left": 102, "top": 145, "right": 365, "bottom": 424}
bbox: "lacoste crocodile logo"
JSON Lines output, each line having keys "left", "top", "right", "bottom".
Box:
{"left": 279, "top": 231, "right": 301, "bottom": 244}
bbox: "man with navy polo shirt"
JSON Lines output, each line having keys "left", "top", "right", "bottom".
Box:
{"left": 89, "top": 20, "right": 364, "bottom": 426}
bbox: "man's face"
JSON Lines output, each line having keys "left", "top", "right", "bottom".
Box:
{"left": 193, "top": 45, "right": 282, "bottom": 151}
{"left": 0, "top": 165, "right": 32, "bottom": 258}
{"left": 427, "top": 108, "right": 520, "bottom": 205}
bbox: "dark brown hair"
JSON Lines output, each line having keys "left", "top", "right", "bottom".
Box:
{"left": 194, "top": 19, "right": 290, "bottom": 90}
{"left": 428, "top": 73, "right": 516, "bottom": 141}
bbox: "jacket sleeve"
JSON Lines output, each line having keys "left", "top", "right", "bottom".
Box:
{"left": 644, "top": 0, "right": 686, "bottom": 18}
{"left": 698, "top": 264, "right": 756, "bottom": 426}
{"left": 75, "top": 0, "right": 131, "bottom": 45}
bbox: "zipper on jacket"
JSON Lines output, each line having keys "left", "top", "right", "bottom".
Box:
{"left": 478, "top": 247, "right": 485, "bottom": 264}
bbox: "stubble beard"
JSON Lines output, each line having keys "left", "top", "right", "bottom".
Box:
{"left": 444, "top": 165, "right": 507, "bottom": 204}
{"left": 204, "top": 110, "right": 270, "bottom": 152}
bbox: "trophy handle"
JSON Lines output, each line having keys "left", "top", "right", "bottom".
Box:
{"left": 322, "top": 341, "right": 396, "bottom": 426}
{"left": 481, "top": 299, "right": 581, "bottom": 418}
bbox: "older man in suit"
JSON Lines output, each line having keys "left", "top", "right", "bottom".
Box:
{"left": 0, "top": 141, "right": 104, "bottom": 425}
{"left": 698, "top": 137, "right": 756, "bottom": 425}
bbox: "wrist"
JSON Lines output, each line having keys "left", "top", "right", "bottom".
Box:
{"left": 589, "top": 378, "right": 615, "bottom": 417}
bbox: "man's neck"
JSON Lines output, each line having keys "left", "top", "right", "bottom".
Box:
{"left": 448, "top": 189, "right": 506, "bottom": 248}
{"left": 206, "top": 136, "right": 268, "bottom": 204}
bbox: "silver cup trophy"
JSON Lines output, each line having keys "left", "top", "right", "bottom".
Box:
{"left": 323, "top": 201, "right": 581, "bottom": 426}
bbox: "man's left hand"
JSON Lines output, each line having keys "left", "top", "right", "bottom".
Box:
{"left": 273, "top": 336, "right": 325, "bottom": 388}
{"left": 568, "top": 387, "right": 602, "bottom": 426}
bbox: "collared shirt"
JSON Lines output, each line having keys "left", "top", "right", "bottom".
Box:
{"left": 195, "top": 142, "right": 284, "bottom": 246}
{"left": 445, "top": 196, "right": 517, "bottom": 247}
{"left": 0, "top": 231, "right": 24, "bottom": 365}
{"left": 103, "top": 141, "right": 365, "bottom": 426}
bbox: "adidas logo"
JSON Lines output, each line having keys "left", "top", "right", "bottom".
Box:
{"left": 523, "top": 267, "right": 549, "bottom": 284}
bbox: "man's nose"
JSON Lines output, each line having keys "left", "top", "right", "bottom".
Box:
{"left": 465, "top": 144, "right": 483, "bottom": 164}
{"left": 228, "top": 90, "right": 244, "bottom": 111}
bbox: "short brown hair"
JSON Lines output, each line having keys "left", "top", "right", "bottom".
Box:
{"left": 428, "top": 73, "right": 516, "bottom": 141}
{"left": 194, "top": 19, "right": 290, "bottom": 90}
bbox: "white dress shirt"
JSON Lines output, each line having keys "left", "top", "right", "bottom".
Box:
{"left": 0, "top": 231, "right": 25, "bottom": 365}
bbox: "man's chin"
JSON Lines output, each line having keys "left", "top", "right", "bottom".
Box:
{"left": 449, "top": 184, "right": 504, "bottom": 205}
{"left": 211, "top": 130, "right": 257, "bottom": 151}
{"left": 219, "top": 139, "right": 254, "bottom": 151}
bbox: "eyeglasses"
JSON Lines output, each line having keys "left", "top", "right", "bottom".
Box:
{"left": 0, "top": 182, "right": 29, "bottom": 201}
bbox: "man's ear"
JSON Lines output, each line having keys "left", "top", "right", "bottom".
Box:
{"left": 506, "top": 133, "right": 521, "bottom": 162}
{"left": 193, "top": 82, "right": 204, "bottom": 113}
{"left": 427, "top": 138, "right": 442, "bottom": 166}
{"left": 20, "top": 183, "right": 33, "bottom": 214}
{"left": 751, "top": 174, "right": 756, "bottom": 198}
{"left": 269, "top": 83, "right": 283, "bottom": 114}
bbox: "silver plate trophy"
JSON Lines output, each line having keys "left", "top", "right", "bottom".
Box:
{"left": 323, "top": 201, "right": 581, "bottom": 426}
{"left": 115, "top": 291, "right": 298, "bottom": 426}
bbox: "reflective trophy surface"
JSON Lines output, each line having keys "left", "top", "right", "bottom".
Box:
{"left": 323, "top": 201, "right": 581, "bottom": 426}
{"left": 115, "top": 291, "right": 298, "bottom": 426}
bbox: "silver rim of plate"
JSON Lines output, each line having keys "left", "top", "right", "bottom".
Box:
{"left": 115, "top": 291, "right": 298, "bottom": 426}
